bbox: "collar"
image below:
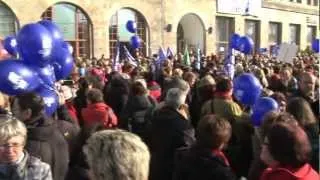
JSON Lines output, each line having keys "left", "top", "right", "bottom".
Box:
{"left": 214, "top": 91, "right": 233, "bottom": 100}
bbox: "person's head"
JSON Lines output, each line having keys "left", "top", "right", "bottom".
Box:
{"left": 86, "top": 88, "right": 104, "bottom": 104}
{"left": 196, "top": 114, "right": 231, "bottom": 150}
{"left": 165, "top": 88, "right": 187, "bottom": 110}
{"left": 260, "top": 111, "right": 297, "bottom": 140}
{"left": 0, "top": 115, "right": 26, "bottom": 163}
{"left": 131, "top": 79, "right": 148, "bottom": 96}
{"left": 260, "top": 121, "right": 311, "bottom": 168}
{"left": 287, "top": 97, "right": 317, "bottom": 127}
{"left": 298, "top": 72, "right": 316, "bottom": 97}
{"left": 84, "top": 129, "right": 150, "bottom": 180}
{"left": 270, "top": 92, "right": 287, "bottom": 112}
{"left": 215, "top": 76, "right": 233, "bottom": 95}
{"left": 183, "top": 72, "right": 197, "bottom": 88}
{"left": 280, "top": 67, "right": 293, "bottom": 82}
{"left": 11, "top": 93, "right": 45, "bottom": 121}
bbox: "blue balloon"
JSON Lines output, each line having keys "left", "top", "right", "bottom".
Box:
{"left": 312, "top": 39, "right": 319, "bottom": 53}
{"left": 251, "top": 97, "right": 279, "bottom": 126}
{"left": 51, "top": 48, "right": 74, "bottom": 80}
{"left": 130, "top": 35, "right": 141, "bottom": 49}
{"left": 233, "top": 73, "right": 262, "bottom": 106}
{"left": 17, "top": 23, "right": 53, "bottom": 67}
{"left": 0, "top": 59, "right": 40, "bottom": 95}
{"left": 30, "top": 64, "right": 56, "bottom": 87}
{"left": 238, "top": 36, "right": 254, "bottom": 54}
{"left": 35, "top": 86, "right": 59, "bottom": 116}
{"left": 230, "top": 33, "right": 241, "bottom": 49}
{"left": 126, "top": 20, "right": 137, "bottom": 33}
{"left": 38, "top": 20, "right": 63, "bottom": 43}
{"left": 3, "top": 36, "right": 18, "bottom": 56}
{"left": 61, "top": 41, "right": 73, "bottom": 54}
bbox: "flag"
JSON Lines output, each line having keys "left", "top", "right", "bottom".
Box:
{"left": 224, "top": 48, "right": 235, "bottom": 79}
{"left": 195, "top": 45, "right": 201, "bottom": 70}
{"left": 183, "top": 44, "right": 191, "bottom": 66}
{"left": 156, "top": 47, "right": 167, "bottom": 65}
{"left": 112, "top": 41, "right": 121, "bottom": 72}
{"left": 167, "top": 47, "right": 174, "bottom": 58}
{"left": 123, "top": 45, "right": 138, "bottom": 67}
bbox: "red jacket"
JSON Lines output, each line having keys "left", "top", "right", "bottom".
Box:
{"left": 65, "top": 101, "right": 78, "bottom": 125}
{"left": 260, "top": 163, "right": 319, "bottom": 180}
{"left": 81, "top": 102, "right": 118, "bottom": 128}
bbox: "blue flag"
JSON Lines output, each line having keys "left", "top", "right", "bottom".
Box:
{"left": 123, "top": 45, "right": 138, "bottom": 67}
{"left": 167, "top": 47, "right": 174, "bottom": 58}
{"left": 112, "top": 41, "right": 121, "bottom": 72}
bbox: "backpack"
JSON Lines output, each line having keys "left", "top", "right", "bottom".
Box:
{"left": 129, "top": 96, "right": 157, "bottom": 137}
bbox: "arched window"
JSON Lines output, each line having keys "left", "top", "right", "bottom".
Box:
{"left": 41, "top": 3, "right": 93, "bottom": 58}
{"left": 109, "top": 8, "right": 149, "bottom": 59}
{"left": 0, "top": 1, "right": 18, "bottom": 39}
{"left": 177, "top": 14, "right": 206, "bottom": 54}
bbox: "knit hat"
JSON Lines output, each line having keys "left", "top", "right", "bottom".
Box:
{"left": 198, "top": 75, "right": 216, "bottom": 88}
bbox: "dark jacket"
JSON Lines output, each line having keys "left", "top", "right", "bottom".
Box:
{"left": 148, "top": 106, "right": 195, "bottom": 180}
{"left": 25, "top": 116, "right": 69, "bottom": 180}
{"left": 173, "top": 146, "right": 237, "bottom": 180}
{"left": 121, "top": 94, "right": 156, "bottom": 135}
{"left": 104, "top": 75, "right": 130, "bottom": 117}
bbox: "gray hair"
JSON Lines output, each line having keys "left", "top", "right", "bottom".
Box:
{"left": 165, "top": 88, "right": 187, "bottom": 109}
{"left": 83, "top": 129, "right": 150, "bottom": 180}
{"left": 0, "top": 115, "right": 27, "bottom": 144}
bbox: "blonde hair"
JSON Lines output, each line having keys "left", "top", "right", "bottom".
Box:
{"left": 0, "top": 115, "right": 27, "bottom": 144}
{"left": 84, "top": 129, "right": 150, "bottom": 180}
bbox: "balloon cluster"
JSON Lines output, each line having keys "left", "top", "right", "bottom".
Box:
{"left": 230, "top": 33, "right": 254, "bottom": 54}
{"left": 233, "top": 73, "right": 279, "bottom": 127}
{"left": 0, "top": 20, "right": 74, "bottom": 116}
{"left": 126, "top": 20, "right": 141, "bottom": 49}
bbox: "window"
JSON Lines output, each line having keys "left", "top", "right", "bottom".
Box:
{"left": 289, "top": 24, "right": 300, "bottom": 46}
{"left": 0, "top": 2, "right": 18, "bottom": 39}
{"left": 307, "top": 26, "right": 316, "bottom": 45}
{"left": 269, "top": 22, "right": 282, "bottom": 45}
{"left": 216, "top": 16, "right": 234, "bottom": 53}
{"left": 109, "top": 9, "right": 149, "bottom": 59}
{"left": 245, "top": 20, "right": 260, "bottom": 53}
{"left": 42, "top": 4, "right": 92, "bottom": 58}
{"left": 314, "top": 0, "right": 319, "bottom": 6}
{"left": 307, "top": 0, "right": 312, "bottom": 4}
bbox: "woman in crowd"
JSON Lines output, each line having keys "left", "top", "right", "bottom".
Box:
{"left": 260, "top": 120, "right": 319, "bottom": 180}
{"left": 0, "top": 115, "right": 52, "bottom": 179}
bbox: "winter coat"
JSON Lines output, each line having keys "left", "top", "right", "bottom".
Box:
{"left": 173, "top": 146, "right": 237, "bottom": 180}
{"left": 103, "top": 76, "right": 130, "bottom": 117}
{"left": 81, "top": 102, "right": 118, "bottom": 129}
{"left": 148, "top": 106, "right": 196, "bottom": 180}
{"left": 260, "top": 164, "right": 319, "bottom": 180}
{"left": 120, "top": 94, "right": 156, "bottom": 135}
{"left": 25, "top": 116, "right": 69, "bottom": 180}
{"left": 0, "top": 151, "right": 52, "bottom": 180}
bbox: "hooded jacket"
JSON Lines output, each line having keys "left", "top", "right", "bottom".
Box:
{"left": 25, "top": 116, "right": 69, "bottom": 180}
{"left": 260, "top": 164, "right": 319, "bottom": 180}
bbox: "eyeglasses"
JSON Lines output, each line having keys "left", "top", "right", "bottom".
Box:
{"left": 0, "top": 143, "right": 23, "bottom": 150}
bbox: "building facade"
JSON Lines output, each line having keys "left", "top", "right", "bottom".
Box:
{"left": 0, "top": 0, "right": 319, "bottom": 59}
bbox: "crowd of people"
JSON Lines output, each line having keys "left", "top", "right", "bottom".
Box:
{"left": 0, "top": 47, "right": 319, "bottom": 180}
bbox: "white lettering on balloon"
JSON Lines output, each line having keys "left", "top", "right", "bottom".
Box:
{"left": 43, "top": 97, "right": 55, "bottom": 107}
{"left": 8, "top": 72, "right": 28, "bottom": 90}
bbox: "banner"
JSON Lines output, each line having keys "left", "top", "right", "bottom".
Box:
{"left": 217, "top": 0, "right": 261, "bottom": 16}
